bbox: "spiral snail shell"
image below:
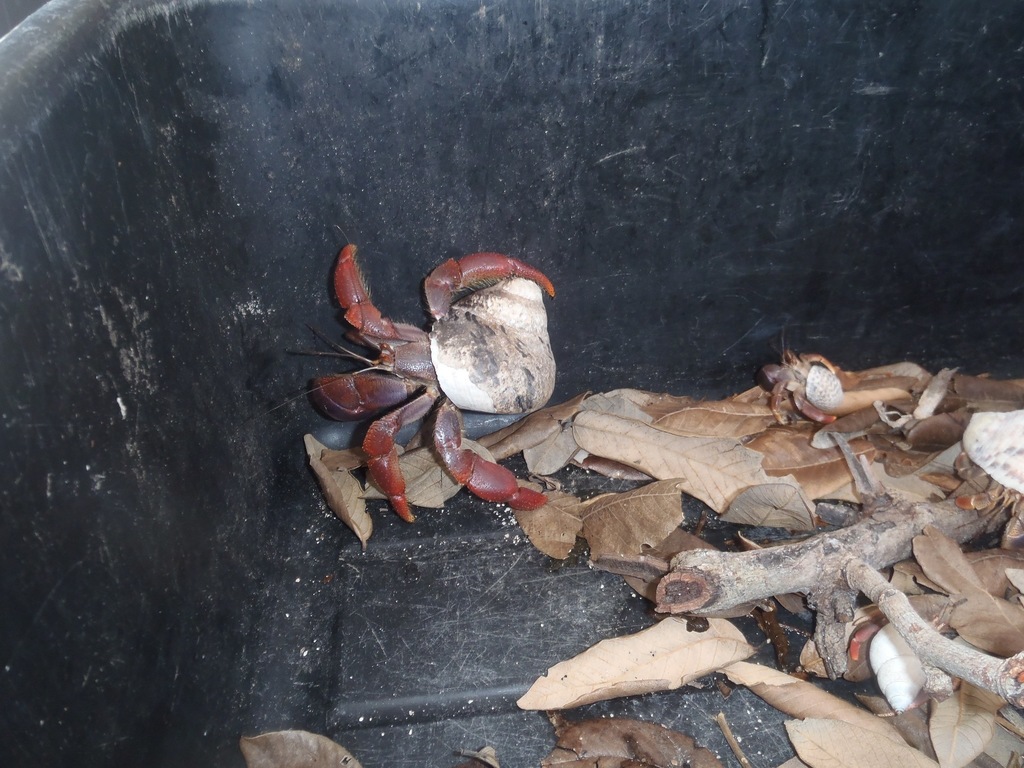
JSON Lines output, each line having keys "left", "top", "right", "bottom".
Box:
{"left": 868, "top": 622, "right": 926, "bottom": 713}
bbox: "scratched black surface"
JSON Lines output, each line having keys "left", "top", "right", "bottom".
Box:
{"left": 1, "top": 0, "right": 1023, "bottom": 765}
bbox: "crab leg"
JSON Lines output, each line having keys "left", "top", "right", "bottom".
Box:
{"left": 333, "top": 244, "right": 424, "bottom": 342}
{"left": 310, "top": 370, "right": 420, "bottom": 421}
{"left": 433, "top": 399, "right": 547, "bottom": 510}
{"left": 423, "top": 253, "right": 556, "bottom": 318}
{"left": 363, "top": 389, "right": 439, "bottom": 523}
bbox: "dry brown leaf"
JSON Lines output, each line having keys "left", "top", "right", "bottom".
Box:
{"left": 725, "top": 661, "right": 899, "bottom": 739}
{"left": 874, "top": 462, "right": 948, "bottom": 503}
{"left": 514, "top": 492, "right": 585, "bottom": 560}
{"left": 304, "top": 434, "right": 372, "bottom": 549}
{"left": 579, "top": 389, "right": 658, "bottom": 422}
{"left": 240, "top": 730, "right": 364, "bottom": 768}
{"left": 786, "top": 718, "right": 939, "bottom": 767}
{"left": 746, "top": 427, "right": 874, "bottom": 502}
{"left": 542, "top": 715, "right": 722, "bottom": 768}
{"left": 317, "top": 445, "right": 366, "bottom": 471}
{"left": 572, "top": 410, "right": 769, "bottom": 512}
{"left": 479, "top": 393, "right": 589, "bottom": 460}
{"left": 904, "top": 411, "right": 970, "bottom": 452}
{"left": 952, "top": 375, "right": 1024, "bottom": 410}
{"left": 966, "top": 550, "right": 1024, "bottom": 598}
{"left": 721, "top": 483, "right": 816, "bottom": 530}
{"left": 517, "top": 617, "right": 754, "bottom": 710}
{"left": 857, "top": 695, "right": 937, "bottom": 759}
{"left": 913, "top": 528, "right": 1024, "bottom": 657}
{"left": 928, "top": 682, "right": 1003, "bottom": 768}
{"left": 983, "top": 712, "right": 1024, "bottom": 765}
{"left": 579, "top": 479, "right": 686, "bottom": 560}
{"left": 523, "top": 425, "right": 580, "bottom": 476}
{"left": 648, "top": 399, "right": 777, "bottom": 438}
{"left": 454, "top": 745, "right": 501, "bottom": 768}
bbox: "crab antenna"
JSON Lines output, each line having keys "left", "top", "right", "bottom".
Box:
{"left": 301, "top": 324, "right": 378, "bottom": 366}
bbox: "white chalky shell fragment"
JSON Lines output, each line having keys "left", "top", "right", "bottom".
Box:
{"left": 962, "top": 409, "right": 1024, "bottom": 494}
{"left": 804, "top": 363, "right": 844, "bottom": 412}
{"left": 869, "top": 622, "right": 926, "bottom": 713}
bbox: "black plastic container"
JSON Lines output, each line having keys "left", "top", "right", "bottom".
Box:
{"left": 2, "top": 1, "right": 1023, "bottom": 765}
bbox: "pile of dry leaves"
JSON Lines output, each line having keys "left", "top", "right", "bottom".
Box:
{"left": 294, "top": 355, "right": 1024, "bottom": 768}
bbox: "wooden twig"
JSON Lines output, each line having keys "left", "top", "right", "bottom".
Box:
{"left": 655, "top": 494, "right": 1005, "bottom": 680}
{"left": 714, "top": 711, "right": 754, "bottom": 768}
{"left": 845, "top": 558, "right": 1024, "bottom": 707}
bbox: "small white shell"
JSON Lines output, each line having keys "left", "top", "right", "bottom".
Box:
{"left": 430, "top": 278, "right": 556, "bottom": 414}
{"left": 804, "top": 363, "right": 844, "bottom": 412}
{"left": 869, "top": 623, "right": 926, "bottom": 713}
{"left": 962, "top": 410, "right": 1024, "bottom": 494}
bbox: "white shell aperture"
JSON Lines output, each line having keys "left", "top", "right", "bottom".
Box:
{"left": 962, "top": 410, "right": 1024, "bottom": 494}
{"left": 869, "top": 623, "right": 926, "bottom": 713}
{"left": 429, "top": 278, "right": 556, "bottom": 414}
{"left": 804, "top": 363, "right": 845, "bottom": 413}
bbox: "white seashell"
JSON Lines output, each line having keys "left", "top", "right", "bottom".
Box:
{"left": 804, "top": 363, "right": 844, "bottom": 412}
{"left": 962, "top": 410, "right": 1024, "bottom": 494}
{"left": 430, "top": 279, "right": 556, "bottom": 414}
{"left": 868, "top": 622, "right": 926, "bottom": 713}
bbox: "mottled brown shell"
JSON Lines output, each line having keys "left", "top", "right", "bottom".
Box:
{"left": 429, "top": 278, "right": 556, "bottom": 414}
{"left": 962, "top": 409, "right": 1024, "bottom": 494}
{"left": 804, "top": 363, "right": 844, "bottom": 413}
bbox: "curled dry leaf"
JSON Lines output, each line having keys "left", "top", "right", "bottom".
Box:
{"left": 542, "top": 715, "right": 722, "bottom": 768}
{"left": 514, "top": 491, "right": 585, "bottom": 560}
{"left": 239, "top": 729, "right": 363, "bottom": 768}
{"left": 785, "top": 718, "right": 939, "bottom": 768}
{"left": 572, "top": 410, "right": 771, "bottom": 512}
{"left": 517, "top": 616, "right": 754, "bottom": 710}
{"left": 453, "top": 745, "right": 501, "bottom": 768}
{"left": 724, "top": 661, "right": 900, "bottom": 740}
{"left": 912, "top": 368, "right": 957, "bottom": 420}
{"left": 304, "top": 434, "right": 372, "bottom": 549}
{"left": 928, "top": 682, "right": 1003, "bottom": 768}
{"left": 903, "top": 410, "right": 970, "bottom": 453}
{"left": 579, "top": 479, "right": 687, "bottom": 560}
{"left": 721, "top": 482, "right": 816, "bottom": 530}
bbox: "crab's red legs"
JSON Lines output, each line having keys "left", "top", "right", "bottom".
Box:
{"left": 333, "top": 244, "right": 423, "bottom": 343}
{"left": 362, "top": 389, "right": 439, "bottom": 523}
{"left": 433, "top": 399, "right": 547, "bottom": 511}
{"left": 424, "top": 253, "right": 556, "bottom": 318}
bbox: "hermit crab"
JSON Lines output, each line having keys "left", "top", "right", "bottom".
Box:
{"left": 757, "top": 350, "right": 845, "bottom": 424}
{"left": 956, "top": 409, "right": 1024, "bottom": 548}
{"left": 309, "top": 244, "right": 557, "bottom": 522}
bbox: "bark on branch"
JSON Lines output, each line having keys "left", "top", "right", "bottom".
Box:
{"left": 654, "top": 490, "right": 1013, "bottom": 697}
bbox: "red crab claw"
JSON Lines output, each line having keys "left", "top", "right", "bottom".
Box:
{"left": 310, "top": 370, "right": 419, "bottom": 421}
{"left": 362, "top": 389, "right": 439, "bottom": 523}
{"left": 423, "top": 252, "right": 556, "bottom": 318}
{"left": 332, "top": 244, "right": 424, "bottom": 343}
{"left": 433, "top": 399, "right": 547, "bottom": 510}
